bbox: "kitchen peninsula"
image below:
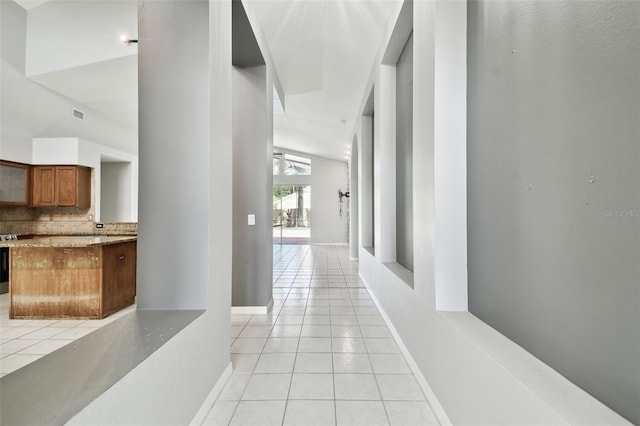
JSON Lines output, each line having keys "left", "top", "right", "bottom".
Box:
{"left": 1, "top": 236, "right": 136, "bottom": 319}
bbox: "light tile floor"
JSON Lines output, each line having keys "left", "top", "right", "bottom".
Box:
{"left": 0, "top": 293, "right": 135, "bottom": 376}
{"left": 204, "top": 244, "right": 439, "bottom": 426}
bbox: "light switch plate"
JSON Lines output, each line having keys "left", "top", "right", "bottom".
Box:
{"left": 248, "top": 214, "right": 255, "bottom": 226}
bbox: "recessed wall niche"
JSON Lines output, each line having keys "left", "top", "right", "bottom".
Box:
{"left": 383, "top": 0, "right": 414, "bottom": 278}
{"left": 361, "top": 88, "right": 375, "bottom": 255}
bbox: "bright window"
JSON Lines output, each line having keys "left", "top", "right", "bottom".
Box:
{"left": 283, "top": 154, "right": 311, "bottom": 176}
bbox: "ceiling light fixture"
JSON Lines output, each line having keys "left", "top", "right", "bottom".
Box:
{"left": 121, "top": 36, "right": 138, "bottom": 45}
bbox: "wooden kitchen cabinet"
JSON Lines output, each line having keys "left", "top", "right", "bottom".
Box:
{"left": 31, "top": 165, "right": 91, "bottom": 207}
{"left": 9, "top": 239, "right": 137, "bottom": 319}
{"left": 0, "top": 160, "right": 31, "bottom": 206}
{"left": 101, "top": 241, "right": 137, "bottom": 317}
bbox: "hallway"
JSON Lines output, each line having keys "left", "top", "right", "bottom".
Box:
{"left": 203, "top": 245, "right": 438, "bottom": 425}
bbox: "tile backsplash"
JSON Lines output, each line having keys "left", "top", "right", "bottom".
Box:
{"left": 0, "top": 206, "right": 136, "bottom": 235}
{"left": 0, "top": 206, "right": 95, "bottom": 222}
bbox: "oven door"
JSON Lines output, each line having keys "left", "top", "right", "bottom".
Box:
{"left": 0, "top": 247, "right": 8, "bottom": 294}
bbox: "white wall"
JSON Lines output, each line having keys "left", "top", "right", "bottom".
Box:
{"left": 274, "top": 148, "right": 349, "bottom": 244}
{"left": 352, "top": 1, "right": 629, "bottom": 424}
{"left": 31, "top": 137, "right": 139, "bottom": 222}
{"left": 101, "top": 162, "right": 132, "bottom": 222}
{"left": 69, "top": 1, "right": 233, "bottom": 423}
{"left": 0, "top": 0, "right": 137, "bottom": 164}
{"left": 311, "top": 155, "right": 348, "bottom": 244}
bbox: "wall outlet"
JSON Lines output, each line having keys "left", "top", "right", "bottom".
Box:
{"left": 248, "top": 214, "right": 255, "bottom": 226}
{"left": 95, "top": 223, "right": 104, "bottom": 228}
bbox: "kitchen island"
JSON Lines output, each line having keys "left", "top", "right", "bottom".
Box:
{"left": 1, "top": 236, "right": 137, "bottom": 319}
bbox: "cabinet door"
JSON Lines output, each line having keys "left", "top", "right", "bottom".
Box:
{"left": 31, "top": 166, "right": 56, "bottom": 206}
{"left": 55, "top": 166, "right": 78, "bottom": 206}
{"left": 101, "top": 241, "right": 136, "bottom": 317}
{"left": 0, "top": 161, "right": 30, "bottom": 205}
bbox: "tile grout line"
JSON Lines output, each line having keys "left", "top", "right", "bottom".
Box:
{"left": 279, "top": 287, "right": 305, "bottom": 426}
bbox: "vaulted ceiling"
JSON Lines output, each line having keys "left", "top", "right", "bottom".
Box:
{"left": 15, "top": 0, "right": 398, "bottom": 162}
{"left": 248, "top": 0, "right": 398, "bottom": 160}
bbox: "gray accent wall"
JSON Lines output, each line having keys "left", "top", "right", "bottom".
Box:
{"left": 467, "top": 1, "right": 640, "bottom": 423}
{"left": 232, "top": 65, "right": 272, "bottom": 308}
{"left": 137, "top": 0, "right": 210, "bottom": 310}
{"left": 396, "top": 33, "right": 413, "bottom": 272}
{"left": 230, "top": 0, "right": 272, "bottom": 309}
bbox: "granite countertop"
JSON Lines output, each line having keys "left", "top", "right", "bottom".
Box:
{"left": 0, "top": 236, "right": 137, "bottom": 248}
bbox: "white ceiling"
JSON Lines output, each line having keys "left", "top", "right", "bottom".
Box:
{"left": 31, "top": 55, "right": 138, "bottom": 128}
{"left": 17, "top": 0, "right": 398, "bottom": 162}
{"left": 14, "top": 0, "right": 49, "bottom": 9}
{"left": 248, "top": 0, "right": 398, "bottom": 161}
{"left": 17, "top": 0, "right": 138, "bottom": 132}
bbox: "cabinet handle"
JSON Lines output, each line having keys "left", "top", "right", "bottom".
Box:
{"left": 118, "top": 255, "right": 125, "bottom": 261}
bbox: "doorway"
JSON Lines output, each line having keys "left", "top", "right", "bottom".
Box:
{"left": 273, "top": 185, "right": 311, "bottom": 244}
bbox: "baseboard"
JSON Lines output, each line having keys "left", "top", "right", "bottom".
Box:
{"left": 310, "top": 242, "right": 349, "bottom": 246}
{"left": 190, "top": 362, "right": 233, "bottom": 426}
{"left": 359, "top": 272, "right": 452, "bottom": 426}
{"left": 231, "top": 298, "right": 273, "bottom": 315}
{"left": 231, "top": 306, "right": 267, "bottom": 315}
{"left": 349, "top": 257, "right": 359, "bottom": 261}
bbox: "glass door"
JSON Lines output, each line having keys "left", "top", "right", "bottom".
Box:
{"left": 273, "top": 187, "right": 284, "bottom": 244}
{"left": 273, "top": 185, "right": 311, "bottom": 244}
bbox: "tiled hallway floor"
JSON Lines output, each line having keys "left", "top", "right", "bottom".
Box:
{"left": 204, "top": 245, "right": 439, "bottom": 426}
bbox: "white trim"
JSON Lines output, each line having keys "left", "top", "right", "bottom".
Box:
{"left": 232, "top": 306, "right": 267, "bottom": 315}
{"left": 311, "top": 242, "right": 349, "bottom": 246}
{"left": 189, "top": 362, "right": 233, "bottom": 426}
{"left": 231, "top": 298, "right": 273, "bottom": 315}
{"left": 349, "top": 257, "right": 359, "bottom": 261}
{"left": 359, "top": 272, "right": 452, "bottom": 426}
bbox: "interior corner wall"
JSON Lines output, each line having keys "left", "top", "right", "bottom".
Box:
{"left": 467, "top": 1, "right": 640, "bottom": 423}
{"left": 69, "top": 1, "right": 232, "bottom": 424}
{"left": 232, "top": 65, "right": 271, "bottom": 308}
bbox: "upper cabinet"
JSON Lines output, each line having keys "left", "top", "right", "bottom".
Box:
{"left": 31, "top": 165, "right": 91, "bottom": 208}
{"left": 0, "top": 161, "right": 31, "bottom": 206}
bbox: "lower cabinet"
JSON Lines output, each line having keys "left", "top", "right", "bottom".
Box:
{"left": 101, "top": 241, "right": 137, "bottom": 317}
{"left": 9, "top": 241, "right": 137, "bottom": 319}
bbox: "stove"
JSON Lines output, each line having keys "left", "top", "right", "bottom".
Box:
{"left": 0, "top": 234, "right": 16, "bottom": 293}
